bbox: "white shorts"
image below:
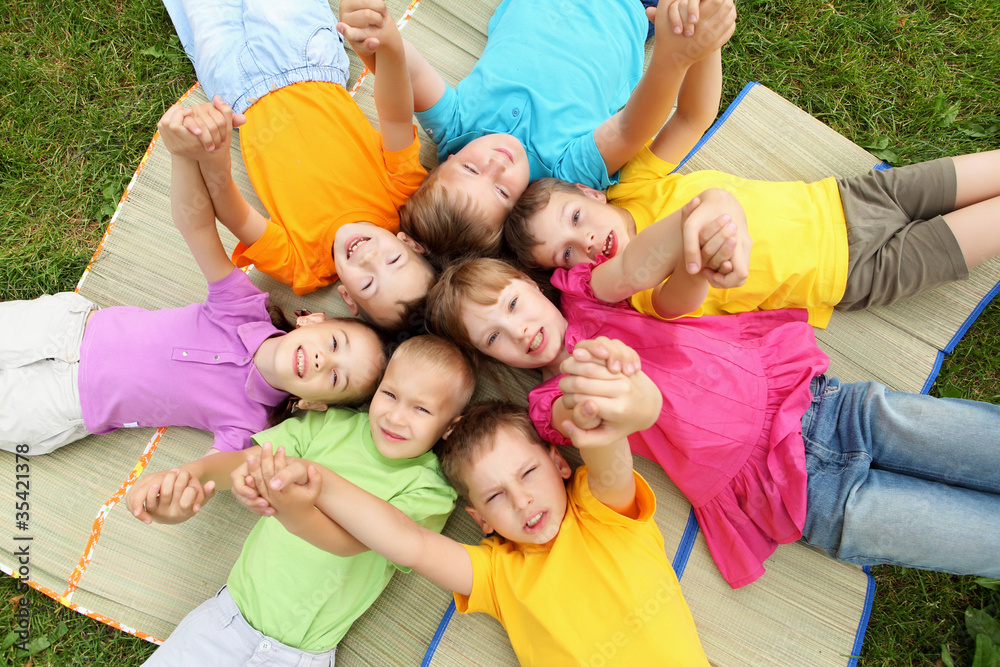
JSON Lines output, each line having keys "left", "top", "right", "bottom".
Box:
{"left": 0, "top": 292, "right": 96, "bottom": 455}
{"left": 144, "top": 587, "right": 337, "bottom": 667}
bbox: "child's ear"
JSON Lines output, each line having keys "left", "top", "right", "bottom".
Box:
{"left": 465, "top": 505, "right": 493, "bottom": 535}
{"left": 574, "top": 182, "right": 607, "bottom": 203}
{"left": 548, "top": 446, "right": 572, "bottom": 480}
{"left": 397, "top": 231, "right": 427, "bottom": 256}
{"left": 336, "top": 285, "right": 361, "bottom": 316}
{"left": 441, "top": 414, "right": 463, "bottom": 440}
{"left": 295, "top": 311, "right": 327, "bottom": 327}
{"left": 295, "top": 399, "right": 329, "bottom": 412}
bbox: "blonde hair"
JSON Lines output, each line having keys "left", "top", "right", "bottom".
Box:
{"left": 503, "top": 177, "right": 581, "bottom": 270}
{"left": 425, "top": 257, "right": 524, "bottom": 353}
{"left": 400, "top": 168, "right": 503, "bottom": 267}
{"left": 393, "top": 334, "right": 477, "bottom": 409}
{"left": 435, "top": 401, "right": 549, "bottom": 499}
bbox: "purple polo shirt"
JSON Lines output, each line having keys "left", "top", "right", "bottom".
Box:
{"left": 78, "top": 268, "right": 289, "bottom": 451}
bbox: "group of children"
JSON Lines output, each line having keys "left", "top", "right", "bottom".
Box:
{"left": 3, "top": 0, "right": 999, "bottom": 663}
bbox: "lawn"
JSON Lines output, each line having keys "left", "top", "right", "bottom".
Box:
{"left": 1, "top": 0, "right": 998, "bottom": 664}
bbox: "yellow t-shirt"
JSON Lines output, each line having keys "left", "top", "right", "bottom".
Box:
{"left": 609, "top": 147, "right": 848, "bottom": 328}
{"left": 456, "top": 468, "right": 708, "bottom": 666}
{"left": 234, "top": 82, "right": 427, "bottom": 295}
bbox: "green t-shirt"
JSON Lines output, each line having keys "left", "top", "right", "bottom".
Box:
{"left": 226, "top": 408, "right": 457, "bottom": 651}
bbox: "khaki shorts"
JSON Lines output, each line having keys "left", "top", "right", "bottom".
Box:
{"left": 836, "top": 157, "right": 968, "bottom": 310}
{"left": 0, "top": 292, "right": 96, "bottom": 455}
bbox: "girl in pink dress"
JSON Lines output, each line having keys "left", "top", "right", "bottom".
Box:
{"left": 425, "top": 255, "right": 1000, "bottom": 588}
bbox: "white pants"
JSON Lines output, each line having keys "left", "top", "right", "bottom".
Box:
{"left": 0, "top": 292, "right": 96, "bottom": 455}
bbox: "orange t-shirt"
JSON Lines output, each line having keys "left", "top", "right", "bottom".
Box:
{"left": 234, "top": 82, "right": 427, "bottom": 295}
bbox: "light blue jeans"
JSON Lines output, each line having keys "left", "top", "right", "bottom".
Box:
{"left": 162, "top": 0, "right": 350, "bottom": 114}
{"left": 800, "top": 376, "right": 1000, "bottom": 577}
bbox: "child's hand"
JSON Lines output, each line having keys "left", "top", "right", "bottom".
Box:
{"left": 338, "top": 0, "right": 391, "bottom": 57}
{"left": 156, "top": 97, "right": 245, "bottom": 164}
{"left": 653, "top": 0, "right": 735, "bottom": 67}
{"left": 569, "top": 336, "right": 641, "bottom": 376}
{"left": 126, "top": 468, "right": 216, "bottom": 525}
{"left": 246, "top": 443, "right": 319, "bottom": 516}
{"left": 230, "top": 455, "right": 275, "bottom": 517}
{"left": 679, "top": 191, "right": 751, "bottom": 289}
{"left": 652, "top": 0, "right": 699, "bottom": 37}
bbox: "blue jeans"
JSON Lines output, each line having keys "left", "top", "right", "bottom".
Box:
{"left": 800, "top": 376, "right": 1000, "bottom": 577}
{"left": 162, "top": 0, "right": 350, "bottom": 114}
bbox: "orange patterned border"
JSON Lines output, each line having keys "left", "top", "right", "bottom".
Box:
{"left": 348, "top": 0, "right": 423, "bottom": 94}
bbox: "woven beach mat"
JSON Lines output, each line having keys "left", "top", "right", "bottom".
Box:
{"left": 2, "top": 0, "right": 998, "bottom": 664}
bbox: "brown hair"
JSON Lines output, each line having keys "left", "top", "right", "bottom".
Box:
{"left": 504, "top": 177, "right": 581, "bottom": 270}
{"left": 393, "top": 334, "right": 477, "bottom": 409}
{"left": 400, "top": 168, "right": 503, "bottom": 268}
{"left": 424, "top": 257, "right": 523, "bottom": 353}
{"left": 435, "top": 401, "right": 548, "bottom": 498}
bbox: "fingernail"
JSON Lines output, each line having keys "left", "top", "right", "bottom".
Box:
{"left": 674, "top": 26, "right": 682, "bottom": 34}
{"left": 687, "top": 263, "right": 699, "bottom": 273}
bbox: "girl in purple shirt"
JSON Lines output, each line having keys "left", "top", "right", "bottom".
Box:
{"left": 1, "top": 102, "right": 386, "bottom": 458}
{"left": 425, "top": 255, "right": 1000, "bottom": 588}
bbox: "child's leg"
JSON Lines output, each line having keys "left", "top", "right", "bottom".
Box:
{"left": 800, "top": 377, "right": 1000, "bottom": 577}
{"left": 0, "top": 293, "right": 95, "bottom": 455}
{"left": 144, "top": 587, "right": 336, "bottom": 666}
{"left": 162, "top": 0, "right": 349, "bottom": 114}
{"left": 941, "top": 149, "right": 1000, "bottom": 268}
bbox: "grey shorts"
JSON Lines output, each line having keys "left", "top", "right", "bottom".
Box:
{"left": 143, "top": 587, "right": 336, "bottom": 667}
{"left": 837, "top": 157, "right": 968, "bottom": 310}
{"left": 0, "top": 292, "right": 96, "bottom": 455}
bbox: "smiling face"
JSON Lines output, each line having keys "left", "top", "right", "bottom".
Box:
{"left": 261, "top": 319, "right": 385, "bottom": 407}
{"left": 458, "top": 277, "right": 569, "bottom": 374}
{"left": 367, "top": 354, "right": 466, "bottom": 460}
{"left": 526, "top": 184, "right": 636, "bottom": 269}
{"left": 463, "top": 426, "right": 572, "bottom": 545}
{"left": 334, "top": 222, "right": 436, "bottom": 329}
{"left": 435, "top": 133, "right": 530, "bottom": 233}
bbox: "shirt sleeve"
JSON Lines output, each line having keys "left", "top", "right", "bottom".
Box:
{"left": 528, "top": 376, "right": 573, "bottom": 447}
{"left": 381, "top": 126, "right": 428, "bottom": 207}
{"left": 251, "top": 411, "right": 327, "bottom": 457}
{"left": 202, "top": 267, "right": 272, "bottom": 327}
{"left": 231, "top": 220, "right": 325, "bottom": 295}
{"left": 453, "top": 539, "right": 503, "bottom": 621}
{"left": 551, "top": 132, "right": 615, "bottom": 190}
{"left": 573, "top": 467, "right": 658, "bottom": 526}
{"left": 414, "top": 85, "right": 461, "bottom": 163}
{"left": 212, "top": 426, "right": 255, "bottom": 453}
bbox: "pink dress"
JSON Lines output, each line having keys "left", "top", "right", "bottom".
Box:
{"left": 528, "top": 259, "right": 829, "bottom": 587}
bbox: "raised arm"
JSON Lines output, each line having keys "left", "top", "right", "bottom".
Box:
{"left": 554, "top": 339, "right": 663, "bottom": 515}
{"left": 337, "top": 2, "right": 446, "bottom": 113}
{"left": 593, "top": 0, "right": 735, "bottom": 175}
{"left": 158, "top": 104, "right": 238, "bottom": 283}
{"left": 268, "top": 460, "right": 474, "bottom": 596}
{"left": 649, "top": 47, "right": 724, "bottom": 165}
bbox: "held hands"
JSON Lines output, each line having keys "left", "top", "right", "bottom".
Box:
{"left": 651, "top": 0, "right": 736, "bottom": 67}
{"left": 337, "top": 0, "right": 392, "bottom": 57}
{"left": 679, "top": 191, "right": 751, "bottom": 289}
{"left": 156, "top": 96, "right": 246, "bottom": 165}
{"left": 230, "top": 443, "right": 320, "bottom": 518}
{"left": 126, "top": 468, "right": 216, "bottom": 525}
{"left": 557, "top": 338, "right": 661, "bottom": 448}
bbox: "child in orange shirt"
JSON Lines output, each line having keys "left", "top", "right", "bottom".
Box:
{"left": 163, "top": 0, "right": 433, "bottom": 331}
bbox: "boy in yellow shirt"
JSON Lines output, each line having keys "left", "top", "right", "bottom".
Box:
{"left": 242, "top": 338, "right": 709, "bottom": 665}
{"left": 163, "top": 0, "right": 433, "bottom": 331}
{"left": 504, "top": 54, "right": 1000, "bottom": 327}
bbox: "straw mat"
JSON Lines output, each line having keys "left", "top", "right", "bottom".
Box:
{"left": 2, "top": 1, "right": 997, "bottom": 665}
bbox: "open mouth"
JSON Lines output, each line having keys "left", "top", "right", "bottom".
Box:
{"left": 345, "top": 235, "right": 370, "bottom": 260}
{"left": 524, "top": 511, "right": 545, "bottom": 532}
{"left": 296, "top": 346, "right": 305, "bottom": 378}
{"left": 602, "top": 231, "right": 617, "bottom": 258}
{"left": 528, "top": 329, "right": 544, "bottom": 353}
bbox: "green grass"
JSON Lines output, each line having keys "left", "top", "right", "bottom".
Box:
{"left": 1, "top": 0, "right": 998, "bottom": 665}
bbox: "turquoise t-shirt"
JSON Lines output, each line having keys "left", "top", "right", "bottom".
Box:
{"left": 415, "top": 0, "right": 646, "bottom": 189}
{"left": 227, "top": 408, "right": 457, "bottom": 651}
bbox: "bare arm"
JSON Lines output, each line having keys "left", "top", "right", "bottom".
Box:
{"left": 337, "top": 2, "right": 446, "bottom": 113}
{"left": 271, "top": 461, "right": 474, "bottom": 596}
{"left": 649, "top": 48, "right": 723, "bottom": 165}
{"left": 593, "top": 0, "right": 734, "bottom": 176}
